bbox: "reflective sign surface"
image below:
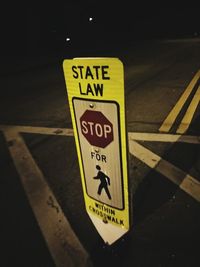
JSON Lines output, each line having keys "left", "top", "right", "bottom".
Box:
{"left": 63, "top": 58, "right": 130, "bottom": 244}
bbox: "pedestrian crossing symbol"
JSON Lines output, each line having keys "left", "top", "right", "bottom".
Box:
{"left": 93, "top": 165, "right": 112, "bottom": 200}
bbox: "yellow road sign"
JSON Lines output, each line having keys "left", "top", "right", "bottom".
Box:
{"left": 63, "top": 58, "right": 130, "bottom": 244}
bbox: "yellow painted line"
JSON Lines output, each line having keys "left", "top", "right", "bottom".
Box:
{"left": 3, "top": 128, "right": 91, "bottom": 267}
{"left": 177, "top": 86, "right": 200, "bottom": 134}
{"left": 129, "top": 140, "right": 200, "bottom": 202}
{"left": 159, "top": 70, "right": 200, "bottom": 133}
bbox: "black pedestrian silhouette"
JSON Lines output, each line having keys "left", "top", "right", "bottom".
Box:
{"left": 93, "top": 165, "right": 111, "bottom": 200}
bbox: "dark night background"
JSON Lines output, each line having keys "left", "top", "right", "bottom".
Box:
{"left": 1, "top": 2, "right": 200, "bottom": 267}
{"left": 1, "top": 2, "right": 199, "bottom": 57}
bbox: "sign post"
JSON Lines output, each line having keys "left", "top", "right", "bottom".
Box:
{"left": 63, "top": 58, "right": 131, "bottom": 245}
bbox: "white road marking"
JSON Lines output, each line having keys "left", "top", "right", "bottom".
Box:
{"left": 3, "top": 128, "right": 91, "bottom": 267}
{"left": 0, "top": 125, "right": 199, "bottom": 145}
{"left": 159, "top": 70, "right": 200, "bottom": 133}
{"left": 0, "top": 125, "right": 74, "bottom": 136}
{"left": 1, "top": 123, "right": 200, "bottom": 255}
{"left": 129, "top": 139, "right": 200, "bottom": 202}
{"left": 177, "top": 86, "right": 200, "bottom": 134}
{"left": 129, "top": 132, "right": 200, "bottom": 144}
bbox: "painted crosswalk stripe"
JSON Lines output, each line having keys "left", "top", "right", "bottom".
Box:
{"left": 1, "top": 125, "right": 200, "bottom": 145}
{"left": 0, "top": 125, "right": 74, "bottom": 136}
{"left": 177, "top": 86, "right": 200, "bottom": 134}
{"left": 1, "top": 124, "right": 200, "bottom": 206}
{"left": 128, "top": 132, "right": 200, "bottom": 144}
{"left": 3, "top": 128, "right": 91, "bottom": 267}
{"left": 159, "top": 70, "right": 200, "bottom": 133}
{"left": 129, "top": 139, "right": 200, "bottom": 202}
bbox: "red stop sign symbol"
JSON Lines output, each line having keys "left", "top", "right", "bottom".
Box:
{"left": 80, "top": 110, "right": 114, "bottom": 148}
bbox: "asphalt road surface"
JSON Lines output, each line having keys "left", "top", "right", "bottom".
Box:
{"left": 1, "top": 38, "right": 200, "bottom": 267}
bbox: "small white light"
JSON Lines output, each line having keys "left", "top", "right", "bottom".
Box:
{"left": 89, "top": 17, "right": 93, "bottom": 22}
{"left": 66, "top": 37, "right": 71, "bottom": 42}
